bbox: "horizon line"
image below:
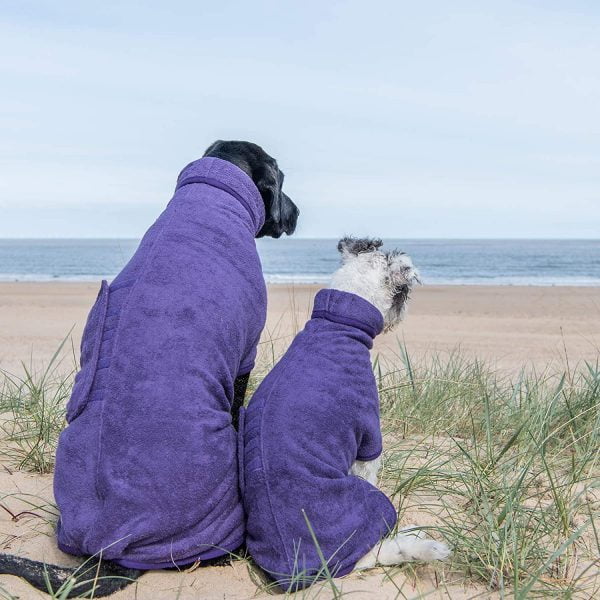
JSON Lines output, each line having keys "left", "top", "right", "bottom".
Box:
{"left": 0, "top": 236, "right": 599, "bottom": 242}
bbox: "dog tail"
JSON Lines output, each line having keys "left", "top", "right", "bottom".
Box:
{"left": 0, "top": 553, "right": 141, "bottom": 597}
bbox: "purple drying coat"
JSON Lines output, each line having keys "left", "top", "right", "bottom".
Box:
{"left": 54, "top": 157, "right": 267, "bottom": 568}
{"left": 241, "top": 289, "right": 397, "bottom": 587}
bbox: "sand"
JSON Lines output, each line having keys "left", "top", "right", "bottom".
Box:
{"left": 1, "top": 282, "right": 599, "bottom": 374}
{"left": 1, "top": 282, "right": 599, "bottom": 598}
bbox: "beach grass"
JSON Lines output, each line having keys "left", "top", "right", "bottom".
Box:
{"left": 0, "top": 340, "right": 598, "bottom": 598}
{"left": 0, "top": 337, "right": 75, "bottom": 474}
{"left": 375, "top": 345, "right": 600, "bottom": 599}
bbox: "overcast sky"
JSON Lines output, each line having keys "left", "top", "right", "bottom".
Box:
{"left": 1, "top": 1, "right": 598, "bottom": 239}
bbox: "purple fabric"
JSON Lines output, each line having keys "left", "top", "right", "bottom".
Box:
{"left": 54, "top": 157, "right": 267, "bottom": 568}
{"left": 241, "top": 289, "right": 397, "bottom": 587}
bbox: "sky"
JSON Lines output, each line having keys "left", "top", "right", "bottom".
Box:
{"left": 0, "top": 1, "right": 599, "bottom": 239}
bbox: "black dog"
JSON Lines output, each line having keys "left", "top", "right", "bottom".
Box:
{"left": 0, "top": 140, "right": 299, "bottom": 598}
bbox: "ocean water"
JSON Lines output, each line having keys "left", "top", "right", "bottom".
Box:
{"left": 0, "top": 238, "right": 599, "bottom": 286}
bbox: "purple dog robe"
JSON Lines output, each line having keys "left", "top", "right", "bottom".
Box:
{"left": 54, "top": 157, "right": 266, "bottom": 568}
{"left": 241, "top": 289, "right": 397, "bottom": 587}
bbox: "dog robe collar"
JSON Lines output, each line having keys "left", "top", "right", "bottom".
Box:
{"left": 175, "top": 157, "right": 266, "bottom": 235}
{"left": 311, "top": 288, "right": 384, "bottom": 341}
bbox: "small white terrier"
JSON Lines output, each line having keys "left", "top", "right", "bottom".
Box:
{"left": 333, "top": 237, "right": 450, "bottom": 570}
{"left": 242, "top": 237, "right": 450, "bottom": 588}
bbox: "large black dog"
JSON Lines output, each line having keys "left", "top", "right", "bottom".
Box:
{"left": 0, "top": 141, "right": 299, "bottom": 598}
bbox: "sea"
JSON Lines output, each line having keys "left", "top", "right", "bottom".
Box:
{"left": 0, "top": 239, "right": 599, "bottom": 286}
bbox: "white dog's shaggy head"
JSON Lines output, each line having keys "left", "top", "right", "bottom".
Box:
{"left": 330, "top": 237, "right": 420, "bottom": 332}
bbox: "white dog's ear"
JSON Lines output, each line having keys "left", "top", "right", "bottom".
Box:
{"left": 337, "top": 237, "right": 383, "bottom": 262}
{"left": 384, "top": 251, "right": 420, "bottom": 329}
{"left": 388, "top": 251, "right": 420, "bottom": 288}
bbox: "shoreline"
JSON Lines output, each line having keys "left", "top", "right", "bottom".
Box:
{"left": 2, "top": 279, "right": 600, "bottom": 287}
{"left": 1, "top": 282, "right": 599, "bottom": 373}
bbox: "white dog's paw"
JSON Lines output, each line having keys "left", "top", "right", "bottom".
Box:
{"left": 358, "top": 532, "right": 452, "bottom": 568}
{"left": 411, "top": 539, "right": 451, "bottom": 561}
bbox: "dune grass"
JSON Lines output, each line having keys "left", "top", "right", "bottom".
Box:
{"left": 0, "top": 340, "right": 598, "bottom": 598}
{"left": 0, "top": 337, "right": 74, "bottom": 474}
{"left": 375, "top": 346, "right": 600, "bottom": 599}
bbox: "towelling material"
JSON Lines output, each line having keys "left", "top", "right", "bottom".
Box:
{"left": 54, "top": 157, "right": 267, "bottom": 568}
{"left": 241, "top": 289, "right": 397, "bottom": 588}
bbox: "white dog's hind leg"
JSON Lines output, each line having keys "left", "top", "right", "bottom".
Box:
{"left": 355, "top": 530, "right": 451, "bottom": 570}
{"left": 350, "top": 456, "right": 381, "bottom": 486}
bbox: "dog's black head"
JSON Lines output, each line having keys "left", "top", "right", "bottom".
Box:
{"left": 203, "top": 140, "right": 299, "bottom": 238}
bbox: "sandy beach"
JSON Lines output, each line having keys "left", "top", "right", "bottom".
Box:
{"left": 1, "top": 282, "right": 599, "bottom": 599}
{"left": 1, "top": 282, "right": 599, "bottom": 374}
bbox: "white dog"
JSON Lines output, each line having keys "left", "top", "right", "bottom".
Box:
{"left": 241, "top": 237, "right": 450, "bottom": 588}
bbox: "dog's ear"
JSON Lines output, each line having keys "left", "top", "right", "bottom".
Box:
{"left": 337, "top": 237, "right": 383, "bottom": 261}
{"left": 256, "top": 166, "right": 299, "bottom": 238}
{"left": 388, "top": 250, "right": 419, "bottom": 287}
{"left": 257, "top": 165, "right": 282, "bottom": 224}
{"left": 384, "top": 251, "right": 420, "bottom": 329}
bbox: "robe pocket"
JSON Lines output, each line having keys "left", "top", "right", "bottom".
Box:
{"left": 66, "top": 280, "right": 110, "bottom": 423}
{"left": 237, "top": 406, "right": 246, "bottom": 496}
